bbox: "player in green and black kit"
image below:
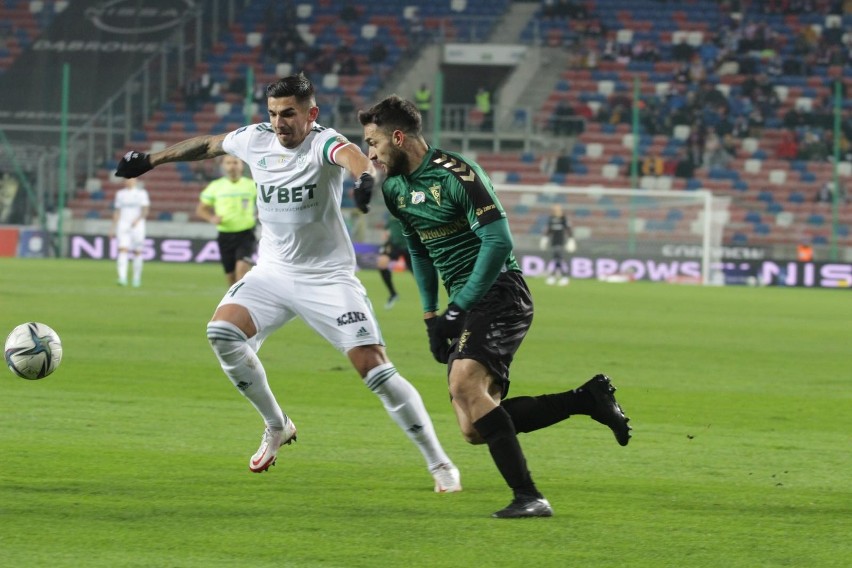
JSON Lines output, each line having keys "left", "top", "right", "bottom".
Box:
{"left": 358, "top": 95, "right": 632, "bottom": 519}
{"left": 377, "top": 216, "right": 411, "bottom": 309}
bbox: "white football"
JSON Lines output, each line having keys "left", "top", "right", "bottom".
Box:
{"left": 4, "top": 322, "right": 63, "bottom": 380}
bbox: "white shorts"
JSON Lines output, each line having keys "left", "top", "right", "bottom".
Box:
{"left": 217, "top": 263, "right": 384, "bottom": 354}
{"left": 116, "top": 224, "right": 145, "bottom": 251}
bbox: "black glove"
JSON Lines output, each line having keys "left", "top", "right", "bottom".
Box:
{"left": 115, "top": 151, "right": 153, "bottom": 178}
{"left": 435, "top": 303, "right": 466, "bottom": 340}
{"left": 425, "top": 318, "right": 451, "bottom": 364}
{"left": 353, "top": 172, "right": 374, "bottom": 213}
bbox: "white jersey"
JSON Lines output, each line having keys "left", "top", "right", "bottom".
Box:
{"left": 222, "top": 122, "right": 355, "bottom": 274}
{"left": 114, "top": 186, "right": 150, "bottom": 228}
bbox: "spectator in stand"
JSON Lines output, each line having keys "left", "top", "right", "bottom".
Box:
{"left": 368, "top": 40, "right": 389, "bottom": 78}
{"left": 337, "top": 46, "right": 359, "bottom": 76}
{"left": 815, "top": 181, "right": 833, "bottom": 204}
{"left": 475, "top": 87, "right": 494, "bottom": 132}
{"left": 641, "top": 151, "right": 664, "bottom": 177}
{"left": 776, "top": 131, "right": 800, "bottom": 160}
{"left": 552, "top": 101, "right": 580, "bottom": 135}
{"left": 184, "top": 72, "right": 212, "bottom": 112}
{"left": 673, "top": 149, "right": 696, "bottom": 179}
{"left": 703, "top": 133, "right": 733, "bottom": 171}
{"left": 797, "top": 243, "right": 814, "bottom": 262}
{"left": 415, "top": 83, "right": 432, "bottom": 129}
{"left": 798, "top": 131, "right": 830, "bottom": 161}
{"left": 339, "top": 1, "right": 360, "bottom": 22}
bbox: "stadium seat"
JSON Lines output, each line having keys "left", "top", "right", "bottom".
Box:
{"left": 602, "top": 164, "right": 619, "bottom": 179}
{"left": 673, "top": 125, "right": 690, "bottom": 141}
{"left": 769, "top": 170, "right": 787, "bottom": 185}
{"left": 744, "top": 159, "right": 762, "bottom": 174}
{"left": 85, "top": 177, "right": 102, "bottom": 194}
{"left": 741, "top": 138, "right": 759, "bottom": 155}
{"left": 246, "top": 32, "right": 262, "bottom": 47}
{"left": 586, "top": 143, "right": 603, "bottom": 158}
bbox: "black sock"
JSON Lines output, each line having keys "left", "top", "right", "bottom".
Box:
{"left": 473, "top": 406, "right": 541, "bottom": 499}
{"left": 502, "top": 388, "right": 595, "bottom": 433}
{"left": 379, "top": 269, "right": 395, "bottom": 295}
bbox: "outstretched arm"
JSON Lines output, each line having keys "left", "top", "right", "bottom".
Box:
{"left": 116, "top": 133, "right": 229, "bottom": 178}
{"left": 150, "top": 133, "right": 228, "bottom": 166}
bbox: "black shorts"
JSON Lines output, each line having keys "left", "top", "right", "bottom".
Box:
{"left": 379, "top": 242, "right": 411, "bottom": 271}
{"left": 217, "top": 229, "right": 256, "bottom": 274}
{"left": 448, "top": 270, "right": 533, "bottom": 398}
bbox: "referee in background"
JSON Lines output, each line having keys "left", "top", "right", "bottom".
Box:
{"left": 196, "top": 154, "right": 257, "bottom": 286}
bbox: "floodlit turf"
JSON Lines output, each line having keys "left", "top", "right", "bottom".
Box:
{"left": 1, "top": 257, "right": 850, "bottom": 567}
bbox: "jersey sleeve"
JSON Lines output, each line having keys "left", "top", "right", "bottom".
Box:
{"left": 434, "top": 152, "right": 505, "bottom": 231}
{"left": 199, "top": 180, "right": 216, "bottom": 205}
{"left": 141, "top": 190, "right": 151, "bottom": 207}
{"left": 222, "top": 124, "right": 262, "bottom": 163}
{"left": 317, "top": 128, "right": 352, "bottom": 166}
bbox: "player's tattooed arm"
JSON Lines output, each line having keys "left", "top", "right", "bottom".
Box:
{"left": 150, "top": 133, "right": 228, "bottom": 166}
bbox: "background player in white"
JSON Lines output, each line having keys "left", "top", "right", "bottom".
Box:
{"left": 113, "top": 73, "right": 460, "bottom": 492}
{"left": 109, "top": 178, "right": 150, "bottom": 287}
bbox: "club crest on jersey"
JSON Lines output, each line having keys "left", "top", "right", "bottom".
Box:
{"left": 410, "top": 190, "right": 426, "bottom": 204}
{"left": 429, "top": 184, "right": 441, "bottom": 206}
{"left": 296, "top": 152, "right": 308, "bottom": 168}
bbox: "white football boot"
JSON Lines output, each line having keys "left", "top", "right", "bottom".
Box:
{"left": 249, "top": 417, "right": 297, "bottom": 473}
{"left": 431, "top": 463, "right": 462, "bottom": 493}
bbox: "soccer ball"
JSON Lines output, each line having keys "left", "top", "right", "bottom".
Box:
{"left": 4, "top": 322, "right": 63, "bottom": 380}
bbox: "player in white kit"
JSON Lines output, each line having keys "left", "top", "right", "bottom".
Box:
{"left": 114, "top": 74, "right": 460, "bottom": 492}
{"left": 109, "top": 178, "right": 150, "bottom": 287}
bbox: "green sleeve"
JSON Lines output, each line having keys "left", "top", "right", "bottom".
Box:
{"left": 451, "top": 218, "right": 513, "bottom": 310}
{"left": 404, "top": 232, "right": 441, "bottom": 313}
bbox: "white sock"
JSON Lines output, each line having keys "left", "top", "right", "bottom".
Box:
{"left": 206, "top": 320, "right": 286, "bottom": 430}
{"left": 132, "top": 254, "right": 143, "bottom": 283}
{"left": 364, "top": 362, "right": 451, "bottom": 470}
{"left": 117, "top": 251, "right": 129, "bottom": 281}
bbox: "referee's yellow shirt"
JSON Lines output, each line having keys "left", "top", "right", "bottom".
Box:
{"left": 199, "top": 176, "right": 256, "bottom": 233}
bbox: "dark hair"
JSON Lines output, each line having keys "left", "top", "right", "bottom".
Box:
{"left": 357, "top": 94, "right": 422, "bottom": 135}
{"left": 266, "top": 73, "right": 315, "bottom": 104}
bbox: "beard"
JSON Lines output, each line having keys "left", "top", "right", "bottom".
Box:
{"left": 383, "top": 145, "right": 410, "bottom": 177}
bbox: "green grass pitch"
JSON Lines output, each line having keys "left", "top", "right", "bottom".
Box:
{"left": 1, "top": 257, "right": 849, "bottom": 567}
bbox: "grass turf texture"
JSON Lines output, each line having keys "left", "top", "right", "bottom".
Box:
{"left": 0, "top": 257, "right": 849, "bottom": 568}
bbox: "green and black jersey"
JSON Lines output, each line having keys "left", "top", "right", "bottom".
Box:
{"left": 382, "top": 147, "right": 520, "bottom": 312}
